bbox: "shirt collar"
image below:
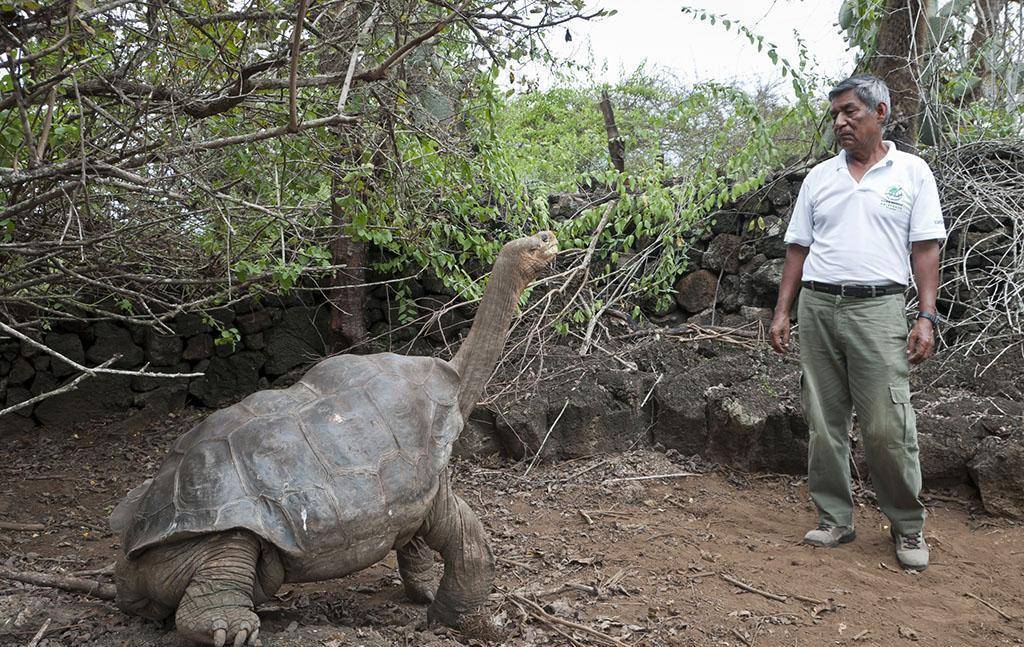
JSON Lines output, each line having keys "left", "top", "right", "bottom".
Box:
{"left": 835, "top": 140, "right": 897, "bottom": 171}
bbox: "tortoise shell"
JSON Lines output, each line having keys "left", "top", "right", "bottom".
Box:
{"left": 113, "top": 353, "right": 461, "bottom": 569}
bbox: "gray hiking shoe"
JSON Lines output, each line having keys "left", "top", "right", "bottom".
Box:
{"left": 892, "top": 530, "right": 929, "bottom": 571}
{"left": 803, "top": 523, "right": 856, "bottom": 547}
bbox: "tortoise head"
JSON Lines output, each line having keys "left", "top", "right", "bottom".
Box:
{"left": 499, "top": 231, "right": 558, "bottom": 284}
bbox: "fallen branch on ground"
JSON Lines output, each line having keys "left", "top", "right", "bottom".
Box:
{"left": 0, "top": 567, "right": 116, "bottom": 600}
{"left": 601, "top": 472, "right": 701, "bottom": 485}
{"left": 964, "top": 592, "right": 1016, "bottom": 622}
{"left": 0, "top": 521, "right": 45, "bottom": 531}
{"left": 507, "top": 591, "right": 630, "bottom": 647}
{"left": 720, "top": 574, "right": 788, "bottom": 603}
{"left": 26, "top": 618, "right": 51, "bottom": 647}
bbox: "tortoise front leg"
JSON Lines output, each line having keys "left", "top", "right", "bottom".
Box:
{"left": 174, "top": 530, "right": 265, "bottom": 647}
{"left": 419, "top": 473, "right": 495, "bottom": 627}
{"left": 397, "top": 535, "right": 437, "bottom": 603}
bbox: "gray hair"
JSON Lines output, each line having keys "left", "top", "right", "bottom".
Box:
{"left": 828, "top": 75, "right": 891, "bottom": 122}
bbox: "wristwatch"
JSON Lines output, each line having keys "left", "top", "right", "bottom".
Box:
{"left": 917, "top": 311, "right": 940, "bottom": 328}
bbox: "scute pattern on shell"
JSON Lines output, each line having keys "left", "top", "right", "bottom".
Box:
{"left": 118, "top": 353, "right": 461, "bottom": 559}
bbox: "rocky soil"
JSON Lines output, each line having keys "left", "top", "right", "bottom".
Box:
{"left": 1, "top": 339, "right": 1023, "bottom": 647}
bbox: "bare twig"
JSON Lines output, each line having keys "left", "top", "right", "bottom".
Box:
{"left": 288, "top": 0, "right": 310, "bottom": 132}
{"left": 338, "top": 5, "right": 381, "bottom": 115}
{"left": 964, "top": 592, "right": 1016, "bottom": 622}
{"left": 522, "top": 398, "right": 570, "bottom": 478}
{"left": 26, "top": 618, "right": 51, "bottom": 647}
{"left": 0, "top": 357, "right": 117, "bottom": 417}
{"left": 507, "top": 592, "right": 629, "bottom": 647}
{"left": 720, "top": 574, "right": 788, "bottom": 603}
{"left": 602, "top": 472, "right": 701, "bottom": 485}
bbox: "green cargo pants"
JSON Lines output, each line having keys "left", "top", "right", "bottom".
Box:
{"left": 798, "top": 288, "right": 925, "bottom": 535}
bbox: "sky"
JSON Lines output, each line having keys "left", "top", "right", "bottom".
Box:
{"left": 512, "top": 0, "right": 858, "bottom": 96}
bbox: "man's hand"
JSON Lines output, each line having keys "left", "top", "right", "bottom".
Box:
{"left": 906, "top": 318, "right": 935, "bottom": 364}
{"left": 769, "top": 312, "right": 791, "bottom": 354}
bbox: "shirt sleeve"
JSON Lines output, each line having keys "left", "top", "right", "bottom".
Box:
{"left": 908, "top": 166, "right": 946, "bottom": 242}
{"left": 783, "top": 175, "right": 814, "bottom": 246}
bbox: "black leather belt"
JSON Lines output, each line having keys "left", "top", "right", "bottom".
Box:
{"left": 801, "top": 281, "right": 906, "bottom": 298}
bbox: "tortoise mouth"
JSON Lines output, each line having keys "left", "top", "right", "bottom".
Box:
{"left": 540, "top": 232, "right": 559, "bottom": 262}
{"left": 544, "top": 240, "right": 559, "bottom": 260}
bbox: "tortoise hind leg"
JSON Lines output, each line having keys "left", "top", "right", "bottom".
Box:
{"left": 419, "top": 473, "right": 495, "bottom": 628}
{"left": 173, "top": 530, "right": 274, "bottom": 647}
{"left": 397, "top": 535, "right": 437, "bottom": 603}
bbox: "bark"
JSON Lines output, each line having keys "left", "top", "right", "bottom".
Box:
{"left": 599, "top": 89, "right": 625, "bottom": 172}
{"left": 323, "top": 5, "right": 371, "bottom": 354}
{"left": 328, "top": 168, "right": 369, "bottom": 353}
{"left": 869, "top": 0, "right": 930, "bottom": 150}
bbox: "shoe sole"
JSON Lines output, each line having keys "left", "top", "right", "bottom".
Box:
{"left": 803, "top": 530, "right": 857, "bottom": 548}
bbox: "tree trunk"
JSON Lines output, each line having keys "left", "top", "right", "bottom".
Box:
{"left": 328, "top": 168, "right": 369, "bottom": 353}
{"left": 322, "top": 5, "right": 371, "bottom": 353}
{"left": 869, "top": 0, "right": 930, "bottom": 150}
{"left": 599, "top": 89, "right": 625, "bottom": 173}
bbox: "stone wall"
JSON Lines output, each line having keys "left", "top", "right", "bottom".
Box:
{"left": 0, "top": 293, "right": 325, "bottom": 432}
{"left": 0, "top": 269, "right": 474, "bottom": 433}
{"left": 665, "top": 171, "right": 803, "bottom": 328}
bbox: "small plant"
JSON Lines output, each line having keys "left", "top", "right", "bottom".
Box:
{"left": 214, "top": 327, "right": 242, "bottom": 350}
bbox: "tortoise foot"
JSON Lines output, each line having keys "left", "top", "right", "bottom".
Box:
{"left": 403, "top": 577, "right": 436, "bottom": 604}
{"left": 176, "top": 583, "right": 260, "bottom": 647}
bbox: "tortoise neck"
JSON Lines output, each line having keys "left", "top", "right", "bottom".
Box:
{"left": 452, "top": 252, "right": 524, "bottom": 420}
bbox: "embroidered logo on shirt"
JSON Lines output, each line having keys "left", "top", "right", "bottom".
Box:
{"left": 881, "top": 184, "right": 907, "bottom": 211}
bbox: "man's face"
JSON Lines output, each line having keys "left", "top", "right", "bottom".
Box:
{"left": 829, "top": 89, "right": 885, "bottom": 150}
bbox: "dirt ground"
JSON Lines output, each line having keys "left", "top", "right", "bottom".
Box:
{"left": 1, "top": 406, "right": 1023, "bottom": 647}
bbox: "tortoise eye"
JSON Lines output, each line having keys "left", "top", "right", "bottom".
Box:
{"left": 539, "top": 233, "right": 549, "bottom": 243}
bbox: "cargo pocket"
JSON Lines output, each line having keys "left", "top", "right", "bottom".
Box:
{"left": 888, "top": 384, "right": 914, "bottom": 446}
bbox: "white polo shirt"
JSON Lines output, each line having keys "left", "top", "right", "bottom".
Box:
{"left": 783, "top": 141, "right": 946, "bottom": 286}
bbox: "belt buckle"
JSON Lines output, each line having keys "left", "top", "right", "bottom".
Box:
{"left": 839, "top": 284, "right": 847, "bottom": 297}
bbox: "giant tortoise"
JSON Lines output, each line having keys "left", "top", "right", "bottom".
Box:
{"left": 109, "top": 231, "right": 558, "bottom": 645}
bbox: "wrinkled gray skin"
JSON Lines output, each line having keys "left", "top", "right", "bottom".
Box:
{"left": 110, "top": 232, "right": 558, "bottom": 646}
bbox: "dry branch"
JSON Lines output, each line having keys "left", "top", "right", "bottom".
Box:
{"left": 964, "top": 592, "right": 1017, "bottom": 622}
{"left": 26, "top": 618, "right": 51, "bottom": 647}
{"left": 720, "top": 574, "right": 788, "bottom": 603}
{"left": 0, "top": 521, "right": 46, "bottom": 531}
{"left": 507, "top": 591, "right": 629, "bottom": 647}
{"left": 601, "top": 472, "right": 701, "bottom": 485}
{"left": 0, "top": 567, "right": 116, "bottom": 600}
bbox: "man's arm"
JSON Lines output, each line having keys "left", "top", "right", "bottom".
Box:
{"left": 907, "top": 240, "right": 941, "bottom": 364}
{"left": 769, "top": 244, "right": 809, "bottom": 354}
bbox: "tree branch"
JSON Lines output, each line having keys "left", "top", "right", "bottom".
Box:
{"left": 354, "top": 5, "right": 466, "bottom": 82}
{"left": 288, "top": 0, "right": 310, "bottom": 132}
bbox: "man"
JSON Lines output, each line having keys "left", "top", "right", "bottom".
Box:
{"left": 769, "top": 75, "right": 945, "bottom": 571}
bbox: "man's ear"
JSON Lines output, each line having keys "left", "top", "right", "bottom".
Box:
{"left": 877, "top": 101, "right": 889, "bottom": 124}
